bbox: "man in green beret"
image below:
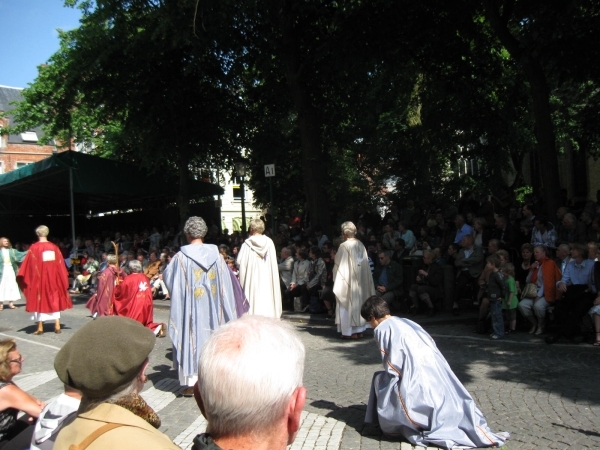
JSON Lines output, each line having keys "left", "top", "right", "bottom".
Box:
{"left": 53, "top": 317, "right": 179, "bottom": 450}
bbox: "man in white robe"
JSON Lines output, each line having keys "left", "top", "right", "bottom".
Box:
{"left": 237, "top": 218, "right": 282, "bottom": 318}
{"left": 333, "top": 221, "right": 376, "bottom": 338}
{"left": 361, "top": 296, "right": 510, "bottom": 449}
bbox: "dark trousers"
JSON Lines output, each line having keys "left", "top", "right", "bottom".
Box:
{"left": 553, "top": 285, "right": 594, "bottom": 338}
{"left": 454, "top": 271, "right": 477, "bottom": 302}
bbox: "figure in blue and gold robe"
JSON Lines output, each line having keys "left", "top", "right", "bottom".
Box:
{"left": 366, "top": 317, "right": 509, "bottom": 448}
{"left": 164, "top": 243, "right": 242, "bottom": 387}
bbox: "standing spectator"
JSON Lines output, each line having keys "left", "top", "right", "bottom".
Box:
{"left": 164, "top": 216, "right": 240, "bottom": 397}
{"left": 492, "top": 215, "right": 516, "bottom": 250}
{"left": 486, "top": 254, "right": 505, "bottom": 340}
{"left": 502, "top": 263, "right": 518, "bottom": 333}
{"left": 306, "top": 247, "right": 327, "bottom": 311}
{"left": 477, "top": 194, "right": 495, "bottom": 227}
{"left": 0, "top": 238, "right": 27, "bottom": 311}
{"left": 517, "top": 245, "right": 562, "bottom": 335}
{"left": 588, "top": 218, "right": 600, "bottom": 243}
{"left": 333, "top": 222, "right": 376, "bottom": 339}
{"left": 17, "top": 226, "right": 72, "bottom": 335}
{"left": 453, "top": 214, "right": 473, "bottom": 244}
{"left": 521, "top": 204, "right": 536, "bottom": 223}
{"left": 472, "top": 218, "right": 490, "bottom": 249}
{"left": 237, "top": 218, "right": 282, "bottom": 318}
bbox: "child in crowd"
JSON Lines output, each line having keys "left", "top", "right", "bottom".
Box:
{"left": 485, "top": 254, "right": 505, "bottom": 340}
{"left": 502, "top": 263, "right": 518, "bottom": 334}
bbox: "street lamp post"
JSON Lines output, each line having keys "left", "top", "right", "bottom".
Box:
{"left": 235, "top": 162, "right": 248, "bottom": 237}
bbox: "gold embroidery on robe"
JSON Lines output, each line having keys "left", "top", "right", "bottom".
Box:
{"left": 211, "top": 284, "right": 216, "bottom": 295}
{"left": 194, "top": 287, "right": 205, "bottom": 299}
{"left": 194, "top": 268, "right": 204, "bottom": 283}
{"left": 208, "top": 269, "right": 216, "bottom": 280}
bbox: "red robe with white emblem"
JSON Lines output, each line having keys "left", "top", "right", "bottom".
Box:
{"left": 113, "top": 272, "right": 160, "bottom": 332}
{"left": 17, "top": 241, "right": 72, "bottom": 314}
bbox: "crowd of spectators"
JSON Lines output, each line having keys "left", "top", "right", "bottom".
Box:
{"left": 9, "top": 188, "right": 600, "bottom": 343}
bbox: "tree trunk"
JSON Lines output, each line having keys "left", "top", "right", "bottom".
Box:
{"left": 278, "top": 2, "right": 331, "bottom": 236}
{"left": 178, "top": 151, "right": 191, "bottom": 229}
{"left": 483, "top": 0, "right": 562, "bottom": 217}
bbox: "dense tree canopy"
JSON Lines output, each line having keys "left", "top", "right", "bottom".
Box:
{"left": 5, "top": 0, "right": 600, "bottom": 226}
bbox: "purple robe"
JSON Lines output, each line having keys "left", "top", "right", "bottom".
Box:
{"left": 86, "top": 266, "right": 122, "bottom": 316}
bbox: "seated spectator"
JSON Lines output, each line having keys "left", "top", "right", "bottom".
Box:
{"left": 589, "top": 242, "right": 598, "bottom": 261}
{"left": 545, "top": 243, "right": 595, "bottom": 344}
{"left": 372, "top": 251, "right": 403, "bottom": 309}
{"left": 517, "top": 245, "right": 562, "bottom": 336}
{"left": 53, "top": 317, "right": 180, "bottom": 450}
{"left": 313, "top": 225, "right": 328, "bottom": 249}
{"left": 531, "top": 216, "right": 557, "bottom": 249}
{"left": 320, "top": 242, "right": 335, "bottom": 317}
{"left": 286, "top": 250, "right": 310, "bottom": 311}
{"left": 515, "top": 243, "right": 534, "bottom": 293}
{"left": 453, "top": 214, "right": 473, "bottom": 244}
{"left": 491, "top": 214, "right": 515, "bottom": 249}
{"left": 452, "top": 235, "right": 484, "bottom": 315}
{"left": 278, "top": 247, "right": 294, "bottom": 307}
{"left": 587, "top": 261, "right": 600, "bottom": 346}
{"left": 70, "top": 255, "right": 99, "bottom": 294}
{"left": 391, "top": 239, "right": 408, "bottom": 263}
{"left": 144, "top": 252, "right": 161, "bottom": 280}
{"left": 521, "top": 204, "right": 536, "bottom": 223}
{"left": 191, "top": 315, "right": 306, "bottom": 450}
{"left": 558, "top": 213, "right": 587, "bottom": 245}
{"left": 409, "top": 232, "right": 430, "bottom": 258}
{"left": 446, "top": 243, "right": 460, "bottom": 267}
{"left": 515, "top": 219, "right": 533, "bottom": 250}
{"left": 408, "top": 249, "right": 444, "bottom": 316}
{"left": 305, "top": 247, "right": 327, "bottom": 312}
{"left": 150, "top": 254, "right": 170, "bottom": 300}
{"left": 30, "top": 385, "right": 82, "bottom": 450}
{"left": 398, "top": 221, "right": 416, "bottom": 251}
{"left": 426, "top": 223, "right": 442, "bottom": 249}
{"left": 0, "top": 339, "right": 44, "bottom": 448}
{"left": 554, "top": 243, "right": 573, "bottom": 273}
{"left": 381, "top": 223, "right": 400, "bottom": 251}
{"left": 472, "top": 217, "right": 491, "bottom": 249}
{"left": 588, "top": 218, "right": 600, "bottom": 243}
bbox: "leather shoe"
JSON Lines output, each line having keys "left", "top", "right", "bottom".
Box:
{"left": 180, "top": 387, "right": 195, "bottom": 397}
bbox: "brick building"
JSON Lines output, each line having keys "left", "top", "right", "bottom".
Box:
{"left": 0, "top": 85, "right": 65, "bottom": 174}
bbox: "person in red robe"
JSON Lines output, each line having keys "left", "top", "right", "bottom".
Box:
{"left": 113, "top": 259, "right": 165, "bottom": 337}
{"left": 86, "top": 254, "right": 124, "bottom": 317}
{"left": 17, "top": 225, "right": 72, "bottom": 335}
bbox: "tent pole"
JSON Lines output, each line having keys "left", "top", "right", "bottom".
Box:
{"left": 69, "top": 168, "right": 76, "bottom": 252}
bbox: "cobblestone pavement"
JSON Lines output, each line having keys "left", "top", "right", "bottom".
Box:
{"left": 2, "top": 295, "right": 600, "bottom": 449}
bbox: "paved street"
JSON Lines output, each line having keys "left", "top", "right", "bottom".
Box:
{"left": 1, "top": 295, "right": 600, "bottom": 449}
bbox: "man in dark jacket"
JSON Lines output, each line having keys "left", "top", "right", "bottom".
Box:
{"left": 372, "top": 251, "right": 403, "bottom": 307}
{"left": 408, "top": 250, "right": 444, "bottom": 316}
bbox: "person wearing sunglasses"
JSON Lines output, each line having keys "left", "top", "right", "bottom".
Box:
{"left": 0, "top": 339, "right": 44, "bottom": 448}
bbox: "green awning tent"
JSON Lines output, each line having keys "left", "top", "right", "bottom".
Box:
{"left": 0, "top": 150, "right": 223, "bottom": 216}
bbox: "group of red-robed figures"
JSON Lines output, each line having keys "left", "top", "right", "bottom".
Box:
{"left": 15, "top": 227, "right": 161, "bottom": 336}
{"left": 86, "top": 264, "right": 164, "bottom": 335}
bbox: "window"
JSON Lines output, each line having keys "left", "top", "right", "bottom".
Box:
{"left": 20, "top": 131, "right": 38, "bottom": 142}
{"left": 16, "top": 162, "right": 31, "bottom": 169}
{"left": 0, "top": 162, "right": 3, "bottom": 174}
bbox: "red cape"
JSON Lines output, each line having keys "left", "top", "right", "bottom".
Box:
{"left": 17, "top": 241, "right": 72, "bottom": 313}
{"left": 113, "top": 272, "right": 160, "bottom": 331}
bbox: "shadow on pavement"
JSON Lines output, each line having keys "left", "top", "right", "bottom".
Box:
{"left": 551, "top": 423, "right": 600, "bottom": 438}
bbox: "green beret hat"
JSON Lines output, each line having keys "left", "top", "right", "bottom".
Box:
{"left": 54, "top": 316, "right": 155, "bottom": 398}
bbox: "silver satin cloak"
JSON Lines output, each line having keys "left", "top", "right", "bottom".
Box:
{"left": 365, "top": 317, "right": 509, "bottom": 448}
